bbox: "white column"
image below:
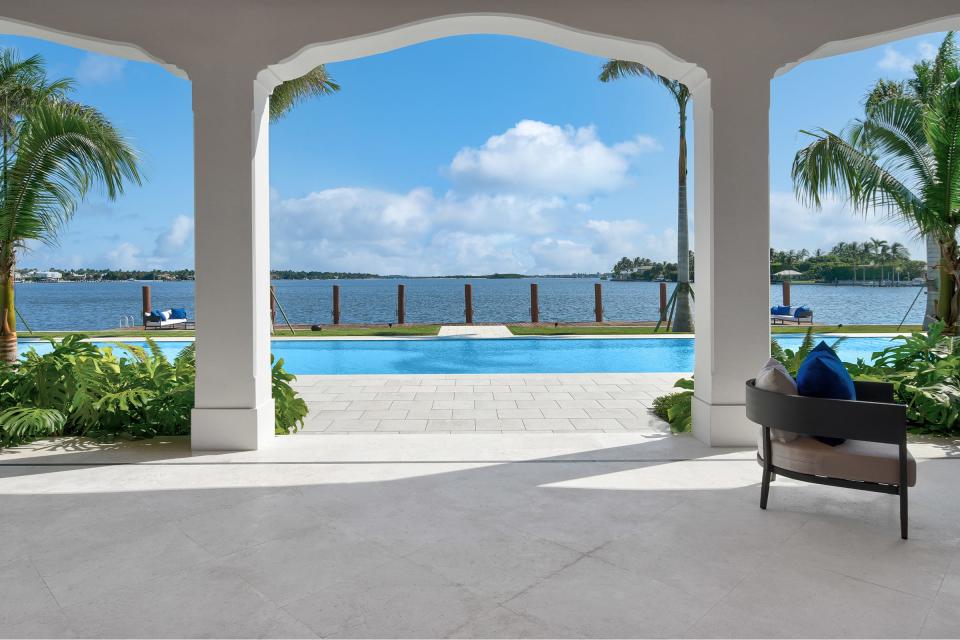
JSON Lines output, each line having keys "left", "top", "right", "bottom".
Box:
{"left": 190, "top": 73, "right": 274, "bottom": 450}
{"left": 691, "top": 71, "right": 772, "bottom": 446}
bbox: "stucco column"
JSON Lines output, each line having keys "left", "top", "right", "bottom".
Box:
{"left": 691, "top": 70, "right": 772, "bottom": 446}
{"left": 190, "top": 73, "right": 274, "bottom": 450}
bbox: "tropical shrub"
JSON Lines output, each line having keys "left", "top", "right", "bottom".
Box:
{"left": 651, "top": 377, "right": 693, "bottom": 433}
{"left": 846, "top": 322, "right": 960, "bottom": 434}
{"left": 0, "top": 335, "right": 308, "bottom": 447}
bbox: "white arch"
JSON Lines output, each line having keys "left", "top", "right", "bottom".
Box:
{"left": 776, "top": 13, "right": 960, "bottom": 77}
{"left": 0, "top": 15, "right": 187, "bottom": 79}
{"left": 257, "top": 13, "right": 707, "bottom": 93}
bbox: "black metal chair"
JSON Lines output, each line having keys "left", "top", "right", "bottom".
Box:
{"left": 745, "top": 379, "right": 915, "bottom": 539}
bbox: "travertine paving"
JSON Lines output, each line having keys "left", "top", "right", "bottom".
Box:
{"left": 293, "top": 372, "right": 684, "bottom": 433}
{"left": 0, "top": 433, "right": 956, "bottom": 638}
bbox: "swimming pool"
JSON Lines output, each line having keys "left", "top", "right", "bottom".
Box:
{"left": 17, "top": 335, "right": 900, "bottom": 375}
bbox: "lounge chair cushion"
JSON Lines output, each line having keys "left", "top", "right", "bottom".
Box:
{"left": 797, "top": 342, "right": 855, "bottom": 401}
{"left": 797, "top": 342, "right": 855, "bottom": 445}
{"left": 170, "top": 308, "right": 188, "bottom": 320}
{"left": 754, "top": 358, "right": 801, "bottom": 443}
{"left": 793, "top": 305, "right": 810, "bottom": 318}
{"left": 771, "top": 305, "right": 790, "bottom": 315}
{"left": 761, "top": 435, "right": 916, "bottom": 487}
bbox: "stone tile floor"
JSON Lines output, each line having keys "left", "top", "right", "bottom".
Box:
{"left": 0, "top": 423, "right": 957, "bottom": 638}
{"left": 294, "top": 373, "right": 683, "bottom": 433}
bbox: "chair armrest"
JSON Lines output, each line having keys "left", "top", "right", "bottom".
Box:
{"left": 745, "top": 380, "right": 906, "bottom": 444}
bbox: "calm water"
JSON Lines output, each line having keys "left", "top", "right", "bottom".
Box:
{"left": 12, "top": 278, "right": 926, "bottom": 331}
{"left": 18, "top": 335, "right": 899, "bottom": 375}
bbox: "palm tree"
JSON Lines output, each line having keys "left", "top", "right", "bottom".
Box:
{"left": 792, "top": 33, "right": 960, "bottom": 330}
{"left": 269, "top": 65, "right": 340, "bottom": 122}
{"left": 600, "top": 60, "right": 692, "bottom": 332}
{"left": 890, "top": 242, "right": 908, "bottom": 283}
{"left": 870, "top": 237, "right": 888, "bottom": 284}
{"left": 0, "top": 51, "right": 141, "bottom": 363}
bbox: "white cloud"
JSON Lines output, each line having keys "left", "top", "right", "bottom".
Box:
{"left": 75, "top": 53, "right": 126, "bottom": 84}
{"left": 877, "top": 41, "right": 937, "bottom": 74}
{"left": 449, "top": 120, "right": 659, "bottom": 196}
{"left": 769, "top": 190, "right": 922, "bottom": 258}
{"left": 154, "top": 215, "right": 193, "bottom": 257}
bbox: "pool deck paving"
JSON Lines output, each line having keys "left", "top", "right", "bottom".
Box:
{"left": 0, "top": 431, "right": 956, "bottom": 638}
{"left": 293, "top": 372, "right": 685, "bottom": 434}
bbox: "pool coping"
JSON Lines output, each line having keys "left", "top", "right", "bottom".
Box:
{"left": 17, "top": 331, "right": 912, "bottom": 343}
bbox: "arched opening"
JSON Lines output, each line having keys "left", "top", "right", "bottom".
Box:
{"left": 257, "top": 15, "right": 711, "bottom": 436}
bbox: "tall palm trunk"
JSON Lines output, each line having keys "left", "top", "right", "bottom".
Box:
{"left": 938, "top": 236, "right": 959, "bottom": 334}
{"left": 0, "top": 257, "right": 16, "bottom": 364}
{"left": 672, "top": 98, "right": 693, "bottom": 332}
{"left": 924, "top": 233, "right": 940, "bottom": 329}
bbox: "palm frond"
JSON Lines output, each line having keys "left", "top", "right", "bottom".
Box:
{"left": 269, "top": 65, "right": 339, "bottom": 122}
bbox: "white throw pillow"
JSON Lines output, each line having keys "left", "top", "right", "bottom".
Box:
{"left": 755, "top": 357, "right": 800, "bottom": 443}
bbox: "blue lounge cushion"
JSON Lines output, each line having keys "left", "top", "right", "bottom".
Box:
{"left": 170, "top": 308, "right": 188, "bottom": 320}
{"left": 797, "top": 341, "right": 855, "bottom": 445}
{"left": 148, "top": 309, "right": 164, "bottom": 321}
{"left": 772, "top": 305, "right": 790, "bottom": 315}
{"left": 793, "top": 305, "right": 811, "bottom": 318}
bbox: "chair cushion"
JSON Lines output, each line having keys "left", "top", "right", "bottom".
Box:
{"left": 771, "top": 305, "right": 790, "bottom": 316}
{"left": 797, "top": 342, "right": 855, "bottom": 445}
{"left": 793, "top": 305, "right": 811, "bottom": 318}
{"left": 170, "top": 308, "right": 188, "bottom": 320}
{"left": 762, "top": 436, "right": 916, "bottom": 487}
{"left": 754, "top": 358, "right": 800, "bottom": 443}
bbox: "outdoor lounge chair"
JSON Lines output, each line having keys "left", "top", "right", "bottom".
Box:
{"left": 144, "top": 308, "right": 192, "bottom": 330}
{"left": 770, "top": 304, "right": 813, "bottom": 325}
{"left": 745, "top": 379, "right": 916, "bottom": 539}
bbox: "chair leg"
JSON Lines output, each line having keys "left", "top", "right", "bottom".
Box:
{"left": 760, "top": 466, "right": 771, "bottom": 510}
{"left": 900, "top": 484, "right": 908, "bottom": 540}
{"left": 899, "top": 441, "right": 908, "bottom": 540}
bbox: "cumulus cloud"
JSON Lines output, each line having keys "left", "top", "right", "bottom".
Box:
{"left": 269, "top": 120, "right": 674, "bottom": 275}
{"left": 75, "top": 53, "right": 125, "bottom": 84}
{"left": 449, "top": 120, "right": 659, "bottom": 196}
{"left": 770, "top": 190, "right": 921, "bottom": 257}
{"left": 877, "top": 41, "right": 937, "bottom": 73}
{"left": 98, "top": 216, "right": 194, "bottom": 270}
{"left": 154, "top": 215, "right": 193, "bottom": 257}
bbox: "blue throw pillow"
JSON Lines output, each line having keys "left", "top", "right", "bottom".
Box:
{"left": 793, "top": 305, "right": 810, "bottom": 318}
{"left": 797, "top": 342, "right": 855, "bottom": 445}
{"left": 149, "top": 309, "right": 164, "bottom": 321}
{"left": 171, "top": 308, "right": 187, "bottom": 320}
{"left": 772, "top": 305, "right": 789, "bottom": 315}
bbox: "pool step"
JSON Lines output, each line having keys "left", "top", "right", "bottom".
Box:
{"left": 438, "top": 324, "right": 513, "bottom": 338}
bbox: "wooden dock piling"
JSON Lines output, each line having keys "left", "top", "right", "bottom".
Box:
{"left": 659, "top": 282, "right": 667, "bottom": 321}
{"left": 464, "top": 284, "right": 473, "bottom": 324}
{"left": 332, "top": 285, "right": 340, "bottom": 325}
{"left": 530, "top": 283, "right": 539, "bottom": 323}
{"left": 782, "top": 280, "right": 791, "bottom": 307}
{"left": 594, "top": 283, "right": 603, "bottom": 323}
{"left": 397, "top": 284, "right": 405, "bottom": 324}
{"left": 141, "top": 285, "right": 151, "bottom": 327}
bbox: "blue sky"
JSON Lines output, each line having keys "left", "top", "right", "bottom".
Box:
{"left": 0, "top": 31, "right": 944, "bottom": 275}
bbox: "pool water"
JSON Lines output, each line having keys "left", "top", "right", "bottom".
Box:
{"left": 17, "top": 336, "right": 899, "bottom": 375}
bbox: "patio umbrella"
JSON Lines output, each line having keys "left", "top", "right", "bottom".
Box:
{"left": 774, "top": 269, "right": 802, "bottom": 279}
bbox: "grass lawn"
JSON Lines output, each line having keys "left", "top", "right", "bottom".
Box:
{"left": 21, "top": 325, "right": 442, "bottom": 339}
{"left": 509, "top": 324, "right": 922, "bottom": 335}
{"left": 21, "top": 323, "right": 918, "bottom": 340}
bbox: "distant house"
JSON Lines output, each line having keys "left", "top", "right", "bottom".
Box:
{"left": 30, "top": 270, "right": 62, "bottom": 282}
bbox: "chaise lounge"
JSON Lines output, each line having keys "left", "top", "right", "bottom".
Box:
{"left": 770, "top": 304, "right": 813, "bottom": 325}
{"left": 144, "top": 308, "right": 192, "bottom": 330}
{"left": 745, "top": 378, "right": 916, "bottom": 538}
